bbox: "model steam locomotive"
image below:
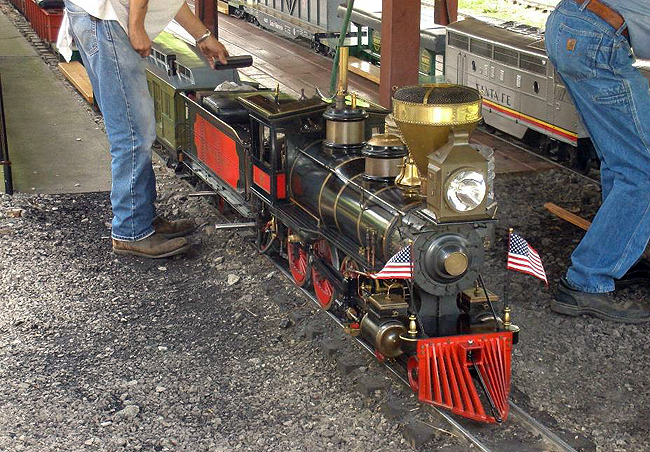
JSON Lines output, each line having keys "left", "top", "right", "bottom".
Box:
{"left": 146, "top": 35, "right": 518, "bottom": 424}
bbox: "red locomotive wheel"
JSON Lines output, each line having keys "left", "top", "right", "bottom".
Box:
{"left": 311, "top": 239, "right": 335, "bottom": 310}
{"left": 287, "top": 230, "right": 310, "bottom": 287}
{"left": 407, "top": 356, "right": 419, "bottom": 393}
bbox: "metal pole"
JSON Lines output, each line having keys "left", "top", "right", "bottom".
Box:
{"left": 329, "top": 0, "right": 356, "bottom": 96}
{"left": 434, "top": 0, "right": 458, "bottom": 25}
{"left": 504, "top": 228, "right": 513, "bottom": 315}
{"left": 197, "top": 0, "right": 218, "bottom": 39}
{"left": 0, "top": 75, "right": 13, "bottom": 195}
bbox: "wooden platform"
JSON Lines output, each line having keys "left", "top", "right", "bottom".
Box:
{"left": 0, "top": 12, "right": 110, "bottom": 194}
{"left": 58, "top": 61, "right": 93, "bottom": 104}
{"left": 348, "top": 56, "right": 380, "bottom": 85}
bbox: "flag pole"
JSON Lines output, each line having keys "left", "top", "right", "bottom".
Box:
{"left": 504, "top": 228, "right": 513, "bottom": 331}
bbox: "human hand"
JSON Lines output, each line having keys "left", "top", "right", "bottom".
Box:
{"left": 129, "top": 24, "right": 152, "bottom": 57}
{"left": 198, "top": 36, "right": 229, "bottom": 66}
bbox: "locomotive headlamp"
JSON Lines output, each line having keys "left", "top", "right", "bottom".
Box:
{"left": 427, "top": 130, "right": 490, "bottom": 222}
{"left": 445, "top": 169, "right": 487, "bottom": 213}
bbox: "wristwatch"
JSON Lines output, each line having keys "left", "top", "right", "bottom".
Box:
{"left": 196, "top": 29, "right": 212, "bottom": 45}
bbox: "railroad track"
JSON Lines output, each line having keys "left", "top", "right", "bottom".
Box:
{"left": 4, "top": 1, "right": 590, "bottom": 447}
{"left": 2, "top": 2, "right": 62, "bottom": 67}
{"left": 478, "top": 125, "right": 601, "bottom": 186}
{"left": 259, "top": 251, "right": 581, "bottom": 452}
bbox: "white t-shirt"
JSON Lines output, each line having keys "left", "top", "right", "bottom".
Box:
{"left": 57, "top": 0, "right": 185, "bottom": 61}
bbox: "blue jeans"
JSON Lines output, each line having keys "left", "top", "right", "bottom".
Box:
{"left": 546, "top": 0, "right": 650, "bottom": 293}
{"left": 65, "top": 0, "right": 156, "bottom": 241}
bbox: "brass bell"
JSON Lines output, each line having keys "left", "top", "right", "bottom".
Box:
{"left": 395, "top": 154, "right": 422, "bottom": 195}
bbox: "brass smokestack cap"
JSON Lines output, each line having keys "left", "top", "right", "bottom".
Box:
{"left": 391, "top": 84, "right": 482, "bottom": 175}
{"left": 392, "top": 84, "right": 482, "bottom": 126}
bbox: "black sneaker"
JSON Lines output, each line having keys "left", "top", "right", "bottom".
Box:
{"left": 552, "top": 277, "right": 650, "bottom": 324}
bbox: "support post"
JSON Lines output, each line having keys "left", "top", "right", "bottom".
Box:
{"left": 196, "top": 0, "right": 218, "bottom": 38}
{"left": 379, "top": 0, "right": 421, "bottom": 109}
{"left": 434, "top": 0, "right": 458, "bottom": 26}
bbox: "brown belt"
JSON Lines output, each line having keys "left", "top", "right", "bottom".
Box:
{"left": 575, "top": 0, "right": 629, "bottom": 39}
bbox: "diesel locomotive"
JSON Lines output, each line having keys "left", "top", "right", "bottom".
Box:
{"left": 146, "top": 34, "right": 518, "bottom": 424}
{"left": 445, "top": 17, "right": 650, "bottom": 171}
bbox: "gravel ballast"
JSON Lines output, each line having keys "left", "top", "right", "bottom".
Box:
{"left": 1, "top": 1, "right": 650, "bottom": 450}
{"left": 1, "top": 158, "right": 649, "bottom": 452}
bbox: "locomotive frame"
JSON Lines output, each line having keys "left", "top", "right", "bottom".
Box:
{"left": 146, "top": 33, "right": 518, "bottom": 424}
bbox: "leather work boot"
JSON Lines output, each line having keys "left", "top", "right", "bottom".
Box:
{"left": 112, "top": 233, "right": 190, "bottom": 258}
{"left": 616, "top": 258, "right": 650, "bottom": 288}
{"left": 552, "top": 277, "right": 650, "bottom": 324}
{"left": 153, "top": 216, "right": 195, "bottom": 239}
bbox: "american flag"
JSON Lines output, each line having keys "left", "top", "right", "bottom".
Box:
{"left": 507, "top": 233, "right": 547, "bottom": 284}
{"left": 370, "top": 245, "right": 413, "bottom": 279}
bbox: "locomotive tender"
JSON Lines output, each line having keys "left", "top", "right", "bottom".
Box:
{"left": 146, "top": 35, "right": 518, "bottom": 424}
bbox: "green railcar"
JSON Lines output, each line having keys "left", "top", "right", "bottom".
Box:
{"left": 145, "top": 32, "right": 244, "bottom": 154}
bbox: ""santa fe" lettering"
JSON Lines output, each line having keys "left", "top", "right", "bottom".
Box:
{"left": 475, "top": 83, "right": 512, "bottom": 107}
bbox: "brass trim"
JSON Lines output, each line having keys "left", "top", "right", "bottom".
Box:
{"left": 288, "top": 140, "right": 321, "bottom": 199}
{"left": 290, "top": 197, "right": 321, "bottom": 222}
{"left": 325, "top": 120, "right": 365, "bottom": 145}
{"left": 383, "top": 213, "right": 401, "bottom": 260}
{"left": 356, "top": 185, "right": 391, "bottom": 245}
{"left": 364, "top": 157, "right": 404, "bottom": 178}
{"left": 334, "top": 173, "right": 363, "bottom": 231}
{"left": 444, "top": 251, "right": 469, "bottom": 276}
{"left": 422, "top": 86, "right": 435, "bottom": 105}
{"left": 336, "top": 46, "right": 349, "bottom": 96}
{"left": 318, "top": 172, "right": 334, "bottom": 221}
{"left": 393, "top": 99, "right": 482, "bottom": 126}
{"left": 383, "top": 202, "right": 421, "bottom": 258}
{"left": 317, "top": 157, "right": 359, "bottom": 221}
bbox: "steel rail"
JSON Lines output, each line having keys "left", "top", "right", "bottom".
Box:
{"left": 260, "top": 252, "right": 578, "bottom": 452}
{"left": 478, "top": 128, "right": 600, "bottom": 185}
{"left": 509, "top": 402, "right": 579, "bottom": 452}
{"left": 264, "top": 254, "right": 495, "bottom": 452}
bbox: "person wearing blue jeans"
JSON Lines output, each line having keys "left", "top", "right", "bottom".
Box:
{"left": 546, "top": 0, "right": 650, "bottom": 323}
{"left": 58, "top": 0, "right": 228, "bottom": 258}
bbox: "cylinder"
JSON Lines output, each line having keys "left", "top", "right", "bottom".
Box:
{"left": 325, "top": 117, "right": 366, "bottom": 146}
{"left": 360, "top": 315, "right": 406, "bottom": 358}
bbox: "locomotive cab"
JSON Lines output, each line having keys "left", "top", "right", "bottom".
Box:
{"left": 238, "top": 92, "right": 328, "bottom": 203}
